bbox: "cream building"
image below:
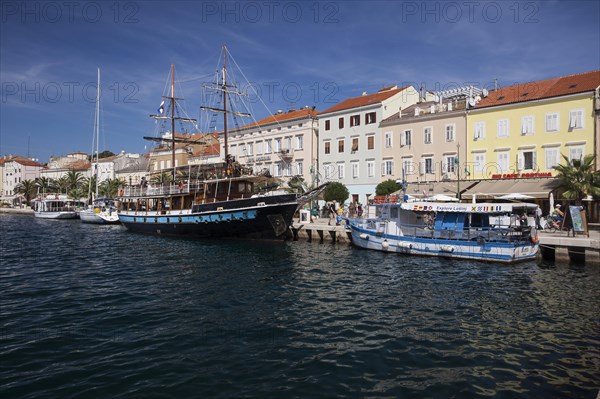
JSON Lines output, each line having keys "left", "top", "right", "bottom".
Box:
{"left": 224, "top": 107, "right": 319, "bottom": 187}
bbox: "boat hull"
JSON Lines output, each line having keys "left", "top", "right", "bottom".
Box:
{"left": 34, "top": 211, "right": 79, "bottom": 219}
{"left": 80, "top": 210, "right": 120, "bottom": 224}
{"left": 348, "top": 224, "right": 539, "bottom": 263}
{"left": 118, "top": 195, "right": 298, "bottom": 240}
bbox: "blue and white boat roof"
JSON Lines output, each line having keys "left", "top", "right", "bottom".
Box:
{"left": 394, "top": 201, "right": 538, "bottom": 214}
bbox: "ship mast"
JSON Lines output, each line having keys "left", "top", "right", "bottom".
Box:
{"left": 170, "top": 64, "right": 176, "bottom": 181}
{"left": 148, "top": 65, "right": 197, "bottom": 183}
{"left": 200, "top": 45, "right": 250, "bottom": 171}
{"left": 94, "top": 67, "right": 100, "bottom": 198}
{"left": 223, "top": 46, "right": 228, "bottom": 163}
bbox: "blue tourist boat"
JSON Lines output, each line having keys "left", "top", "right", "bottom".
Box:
{"left": 346, "top": 201, "right": 540, "bottom": 263}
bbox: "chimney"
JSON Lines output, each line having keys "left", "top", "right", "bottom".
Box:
{"left": 398, "top": 107, "right": 402, "bottom": 118}
{"left": 362, "top": 91, "right": 367, "bottom": 96}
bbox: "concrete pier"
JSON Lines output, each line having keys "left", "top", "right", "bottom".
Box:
{"left": 538, "top": 228, "right": 600, "bottom": 264}
{"left": 0, "top": 207, "right": 34, "bottom": 215}
{"left": 290, "top": 217, "right": 351, "bottom": 243}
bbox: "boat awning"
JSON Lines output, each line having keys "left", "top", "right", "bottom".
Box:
{"left": 509, "top": 178, "right": 558, "bottom": 197}
{"left": 397, "top": 180, "right": 480, "bottom": 199}
{"left": 462, "top": 178, "right": 558, "bottom": 199}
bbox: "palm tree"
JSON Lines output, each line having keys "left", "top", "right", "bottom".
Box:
{"left": 14, "top": 179, "right": 37, "bottom": 205}
{"left": 66, "top": 170, "right": 84, "bottom": 191}
{"left": 176, "top": 169, "right": 189, "bottom": 182}
{"left": 55, "top": 176, "right": 70, "bottom": 194}
{"left": 80, "top": 175, "right": 98, "bottom": 200}
{"left": 553, "top": 154, "right": 600, "bottom": 204}
{"left": 99, "top": 178, "right": 127, "bottom": 198}
{"left": 151, "top": 172, "right": 173, "bottom": 185}
{"left": 34, "top": 176, "right": 52, "bottom": 195}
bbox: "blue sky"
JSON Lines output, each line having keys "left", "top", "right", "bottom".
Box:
{"left": 1, "top": 0, "right": 599, "bottom": 163}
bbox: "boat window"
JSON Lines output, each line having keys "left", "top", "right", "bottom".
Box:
{"left": 238, "top": 182, "right": 246, "bottom": 192}
{"left": 390, "top": 206, "right": 399, "bottom": 219}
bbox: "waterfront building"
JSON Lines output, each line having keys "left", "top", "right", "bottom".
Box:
{"left": 41, "top": 152, "right": 92, "bottom": 180}
{"left": 225, "top": 107, "right": 319, "bottom": 187}
{"left": 115, "top": 154, "right": 150, "bottom": 187}
{"left": 318, "top": 86, "right": 424, "bottom": 204}
{"left": 466, "top": 70, "right": 600, "bottom": 180}
{"left": 379, "top": 87, "right": 485, "bottom": 199}
{"left": 147, "top": 132, "right": 220, "bottom": 179}
{"left": 92, "top": 151, "right": 146, "bottom": 182}
{"left": 0, "top": 155, "right": 43, "bottom": 196}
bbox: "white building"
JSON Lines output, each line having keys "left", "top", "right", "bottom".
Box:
{"left": 115, "top": 155, "right": 150, "bottom": 186}
{"left": 318, "top": 85, "right": 424, "bottom": 204}
{"left": 224, "top": 107, "right": 319, "bottom": 187}
{"left": 0, "top": 155, "right": 44, "bottom": 196}
{"left": 93, "top": 152, "right": 144, "bottom": 182}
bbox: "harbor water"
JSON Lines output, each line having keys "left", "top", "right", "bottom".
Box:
{"left": 1, "top": 214, "right": 599, "bottom": 398}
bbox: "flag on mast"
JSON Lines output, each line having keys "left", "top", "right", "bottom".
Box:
{"left": 158, "top": 100, "right": 165, "bottom": 115}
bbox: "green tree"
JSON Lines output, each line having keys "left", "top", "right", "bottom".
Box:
{"left": 376, "top": 179, "right": 401, "bottom": 196}
{"left": 34, "top": 176, "right": 52, "bottom": 195}
{"left": 553, "top": 154, "right": 600, "bottom": 204}
{"left": 81, "top": 175, "right": 98, "bottom": 197}
{"left": 151, "top": 172, "right": 173, "bottom": 185}
{"left": 286, "top": 176, "right": 307, "bottom": 194}
{"left": 55, "top": 176, "right": 70, "bottom": 193}
{"left": 14, "top": 179, "right": 37, "bottom": 205}
{"left": 66, "top": 170, "right": 84, "bottom": 191}
{"left": 98, "top": 150, "right": 115, "bottom": 159}
{"left": 323, "top": 181, "right": 349, "bottom": 204}
{"left": 99, "top": 178, "right": 126, "bottom": 198}
{"left": 176, "top": 169, "right": 189, "bottom": 182}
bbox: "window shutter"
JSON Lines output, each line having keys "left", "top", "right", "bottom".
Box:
{"left": 442, "top": 160, "right": 448, "bottom": 173}
{"left": 532, "top": 151, "right": 537, "bottom": 169}
{"left": 419, "top": 160, "right": 425, "bottom": 175}
{"left": 517, "top": 152, "right": 524, "bottom": 171}
{"left": 400, "top": 133, "right": 406, "bottom": 147}
{"left": 381, "top": 163, "right": 386, "bottom": 176}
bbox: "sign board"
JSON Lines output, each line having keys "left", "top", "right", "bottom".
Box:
{"left": 568, "top": 205, "right": 588, "bottom": 235}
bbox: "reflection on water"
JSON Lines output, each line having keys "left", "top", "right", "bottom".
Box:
{"left": 0, "top": 214, "right": 598, "bottom": 398}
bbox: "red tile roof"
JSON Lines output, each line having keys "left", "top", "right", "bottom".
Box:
{"left": 66, "top": 160, "right": 91, "bottom": 170}
{"left": 475, "top": 70, "right": 600, "bottom": 109}
{"left": 320, "top": 86, "right": 408, "bottom": 115}
{"left": 232, "top": 108, "right": 319, "bottom": 132}
{"left": 0, "top": 155, "right": 43, "bottom": 167}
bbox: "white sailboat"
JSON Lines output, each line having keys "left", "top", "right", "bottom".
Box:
{"left": 80, "top": 68, "right": 120, "bottom": 224}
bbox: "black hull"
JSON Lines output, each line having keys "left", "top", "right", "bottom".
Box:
{"left": 119, "top": 195, "right": 299, "bottom": 240}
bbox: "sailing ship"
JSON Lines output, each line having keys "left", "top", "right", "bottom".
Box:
{"left": 345, "top": 200, "right": 540, "bottom": 263}
{"left": 117, "top": 47, "right": 324, "bottom": 239}
{"left": 80, "top": 68, "right": 120, "bottom": 224}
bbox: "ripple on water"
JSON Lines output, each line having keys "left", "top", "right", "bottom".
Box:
{"left": 0, "top": 214, "right": 599, "bottom": 398}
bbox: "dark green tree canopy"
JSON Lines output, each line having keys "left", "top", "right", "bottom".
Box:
{"left": 553, "top": 154, "right": 600, "bottom": 204}
{"left": 376, "top": 179, "right": 401, "bottom": 196}
{"left": 323, "top": 181, "right": 349, "bottom": 204}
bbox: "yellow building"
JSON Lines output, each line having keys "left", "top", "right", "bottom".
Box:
{"left": 467, "top": 70, "right": 600, "bottom": 181}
